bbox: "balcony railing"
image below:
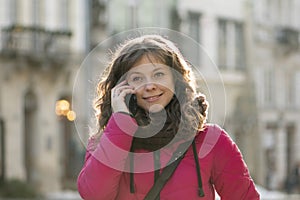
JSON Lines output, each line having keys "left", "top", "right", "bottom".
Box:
{"left": 0, "top": 24, "right": 72, "bottom": 65}
{"left": 276, "top": 27, "right": 299, "bottom": 46}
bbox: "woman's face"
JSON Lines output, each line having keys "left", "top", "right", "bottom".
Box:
{"left": 126, "top": 55, "right": 175, "bottom": 113}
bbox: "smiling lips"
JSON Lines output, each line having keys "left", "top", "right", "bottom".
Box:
{"left": 143, "top": 93, "right": 163, "bottom": 102}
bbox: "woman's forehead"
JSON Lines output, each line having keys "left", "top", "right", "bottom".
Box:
{"left": 128, "top": 62, "right": 170, "bottom": 75}
{"left": 131, "top": 54, "right": 164, "bottom": 68}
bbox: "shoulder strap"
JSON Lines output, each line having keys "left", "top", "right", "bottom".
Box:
{"left": 144, "top": 140, "right": 191, "bottom": 200}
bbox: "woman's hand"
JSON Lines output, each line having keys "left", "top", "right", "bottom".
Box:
{"left": 111, "top": 80, "right": 136, "bottom": 114}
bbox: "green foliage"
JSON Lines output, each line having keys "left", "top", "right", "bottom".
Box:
{"left": 0, "top": 179, "right": 41, "bottom": 198}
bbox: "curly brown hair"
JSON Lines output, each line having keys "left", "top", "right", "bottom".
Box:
{"left": 93, "top": 35, "right": 208, "bottom": 150}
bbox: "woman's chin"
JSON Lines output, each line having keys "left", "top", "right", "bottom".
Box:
{"left": 148, "top": 104, "right": 164, "bottom": 113}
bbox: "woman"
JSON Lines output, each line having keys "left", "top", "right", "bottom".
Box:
{"left": 77, "top": 34, "right": 260, "bottom": 199}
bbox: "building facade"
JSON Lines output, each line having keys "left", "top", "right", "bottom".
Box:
{"left": 0, "top": 0, "right": 179, "bottom": 195}
{"left": 0, "top": 0, "right": 92, "bottom": 193}
{"left": 178, "top": 0, "right": 260, "bottom": 181}
{"left": 178, "top": 0, "right": 300, "bottom": 191}
{"left": 251, "top": 0, "right": 300, "bottom": 190}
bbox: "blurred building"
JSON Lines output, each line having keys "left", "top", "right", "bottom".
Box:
{"left": 178, "top": 0, "right": 300, "bottom": 191}
{"left": 0, "top": 0, "right": 101, "bottom": 193}
{"left": 0, "top": 0, "right": 299, "bottom": 196}
{"left": 178, "top": 0, "right": 260, "bottom": 182}
{"left": 251, "top": 0, "right": 300, "bottom": 190}
{"left": 0, "top": 0, "right": 177, "bottom": 195}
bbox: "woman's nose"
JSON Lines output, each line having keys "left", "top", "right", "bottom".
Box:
{"left": 144, "top": 81, "right": 157, "bottom": 91}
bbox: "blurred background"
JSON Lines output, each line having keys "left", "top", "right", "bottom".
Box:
{"left": 0, "top": 0, "right": 300, "bottom": 199}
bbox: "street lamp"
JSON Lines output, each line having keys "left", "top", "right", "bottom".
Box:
{"left": 55, "top": 99, "right": 76, "bottom": 121}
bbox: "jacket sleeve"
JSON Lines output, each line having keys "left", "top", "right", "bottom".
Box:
{"left": 211, "top": 128, "right": 260, "bottom": 200}
{"left": 77, "top": 112, "right": 138, "bottom": 200}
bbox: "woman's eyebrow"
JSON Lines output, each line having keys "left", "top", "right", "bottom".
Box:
{"left": 126, "top": 71, "right": 143, "bottom": 79}
{"left": 153, "top": 67, "right": 166, "bottom": 72}
{"left": 127, "top": 71, "right": 142, "bottom": 76}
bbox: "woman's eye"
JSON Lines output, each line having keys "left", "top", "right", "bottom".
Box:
{"left": 132, "top": 76, "right": 143, "bottom": 82}
{"left": 154, "top": 72, "right": 165, "bottom": 78}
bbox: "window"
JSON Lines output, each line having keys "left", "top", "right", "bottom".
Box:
{"left": 187, "top": 12, "right": 201, "bottom": 66}
{"left": 217, "top": 19, "right": 246, "bottom": 71}
{"left": 9, "top": 0, "right": 18, "bottom": 23}
{"left": 91, "top": 0, "right": 106, "bottom": 28}
{"left": 218, "top": 19, "right": 227, "bottom": 69}
{"left": 24, "top": 90, "right": 38, "bottom": 183}
{"left": 188, "top": 12, "right": 201, "bottom": 43}
{"left": 235, "top": 23, "right": 246, "bottom": 69}
{"left": 294, "top": 72, "right": 300, "bottom": 108}
{"left": 269, "top": 0, "right": 280, "bottom": 24}
{"left": 285, "top": 71, "right": 300, "bottom": 109}
{"left": 284, "top": 0, "right": 292, "bottom": 25}
{"left": 266, "top": 0, "right": 295, "bottom": 27}
{"left": 263, "top": 68, "right": 276, "bottom": 107}
{"left": 59, "top": 0, "right": 70, "bottom": 29}
{"left": 128, "top": 0, "right": 138, "bottom": 29}
{"left": 0, "top": 119, "right": 4, "bottom": 182}
{"left": 286, "top": 72, "right": 295, "bottom": 108}
{"left": 32, "top": 0, "right": 41, "bottom": 25}
{"left": 170, "top": 6, "right": 180, "bottom": 31}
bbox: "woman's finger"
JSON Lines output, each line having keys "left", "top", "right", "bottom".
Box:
{"left": 113, "top": 85, "right": 135, "bottom": 98}
{"left": 118, "top": 88, "right": 136, "bottom": 98}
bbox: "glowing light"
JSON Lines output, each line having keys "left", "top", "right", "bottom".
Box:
{"left": 55, "top": 100, "right": 70, "bottom": 116}
{"left": 55, "top": 99, "right": 76, "bottom": 121}
{"left": 67, "top": 110, "right": 76, "bottom": 121}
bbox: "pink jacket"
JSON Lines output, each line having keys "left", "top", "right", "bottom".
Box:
{"left": 77, "top": 112, "right": 260, "bottom": 200}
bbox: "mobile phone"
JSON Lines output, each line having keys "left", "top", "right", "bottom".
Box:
{"left": 125, "top": 93, "right": 137, "bottom": 115}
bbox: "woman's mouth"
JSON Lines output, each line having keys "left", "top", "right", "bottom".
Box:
{"left": 143, "top": 94, "right": 163, "bottom": 102}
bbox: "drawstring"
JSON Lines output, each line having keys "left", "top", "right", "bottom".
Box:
{"left": 153, "top": 151, "right": 161, "bottom": 200}
{"left": 129, "top": 147, "right": 135, "bottom": 193}
{"left": 154, "top": 151, "right": 161, "bottom": 181}
{"left": 192, "top": 139, "right": 205, "bottom": 197}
